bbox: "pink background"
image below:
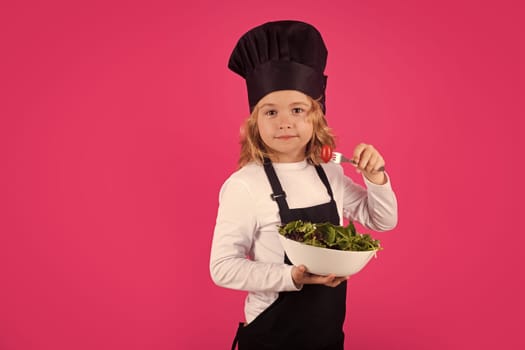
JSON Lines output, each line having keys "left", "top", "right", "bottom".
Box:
{"left": 1, "top": 0, "right": 524, "bottom": 349}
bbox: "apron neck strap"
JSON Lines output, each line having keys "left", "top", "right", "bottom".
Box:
{"left": 314, "top": 165, "right": 335, "bottom": 201}
{"left": 263, "top": 158, "right": 290, "bottom": 217}
{"left": 263, "top": 158, "right": 336, "bottom": 222}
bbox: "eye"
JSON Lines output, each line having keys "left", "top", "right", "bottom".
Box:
{"left": 292, "top": 107, "right": 305, "bottom": 115}
{"left": 264, "top": 109, "right": 277, "bottom": 117}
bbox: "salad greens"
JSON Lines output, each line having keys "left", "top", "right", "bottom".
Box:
{"left": 278, "top": 220, "right": 381, "bottom": 252}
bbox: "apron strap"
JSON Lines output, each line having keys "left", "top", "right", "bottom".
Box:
{"left": 262, "top": 158, "right": 291, "bottom": 220}
{"left": 263, "top": 159, "right": 337, "bottom": 223}
{"left": 231, "top": 322, "right": 243, "bottom": 350}
{"left": 314, "top": 164, "right": 335, "bottom": 201}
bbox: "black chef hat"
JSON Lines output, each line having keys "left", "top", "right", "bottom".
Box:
{"left": 228, "top": 20, "right": 328, "bottom": 113}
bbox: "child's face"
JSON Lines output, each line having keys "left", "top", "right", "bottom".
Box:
{"left": 256, "top": 90, "right": 314, "bottom": 163}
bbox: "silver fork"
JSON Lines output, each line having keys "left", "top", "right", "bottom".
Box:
{"left": 331, "top": 151, "right": 385, "bottom": 172}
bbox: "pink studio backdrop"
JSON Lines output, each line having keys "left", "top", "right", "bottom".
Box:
{"left": 1, "top": 0, "right": 524, "bottom": 349}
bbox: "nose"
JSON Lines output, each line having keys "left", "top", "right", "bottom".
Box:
{"left": 278, "top": 114, "right": 293, "bottom": 129}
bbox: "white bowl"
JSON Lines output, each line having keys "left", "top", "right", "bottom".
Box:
{"left": 278, "top": 234, "right": 378, "bottom": 277}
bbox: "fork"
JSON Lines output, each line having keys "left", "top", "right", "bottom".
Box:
{"left": 331, "top": 151, "right": 385, "bottom": 172}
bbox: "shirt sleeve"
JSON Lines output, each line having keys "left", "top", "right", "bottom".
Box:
{"left": 209, "top": 178, "right": 300, "bottom": 292}
{"left": 342, "top": 172, "right": 398, "bottom": 231}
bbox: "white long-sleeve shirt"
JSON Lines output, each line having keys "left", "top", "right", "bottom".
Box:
{"left": 210, "top": 160, "right": 397, "bottom": 323}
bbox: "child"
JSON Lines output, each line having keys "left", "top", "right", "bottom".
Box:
{"left": 210, "top": 20, "right": 398, "bottom": 350}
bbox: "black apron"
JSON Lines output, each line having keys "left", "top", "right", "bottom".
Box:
{"left": 232, "top": 160, "right": 347, "bottom": 350}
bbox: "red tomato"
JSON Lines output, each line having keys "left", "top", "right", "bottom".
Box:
{"left": 320, "top": 145, "right": 332, "bottom": 163}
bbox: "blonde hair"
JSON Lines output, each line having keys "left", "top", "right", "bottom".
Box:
{"left": 238, "top": 97, "right": 336, "bottom": 168}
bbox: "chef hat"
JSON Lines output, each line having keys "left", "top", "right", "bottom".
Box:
{"left": 228, "top": 20, "right": 328, "bottom": 113}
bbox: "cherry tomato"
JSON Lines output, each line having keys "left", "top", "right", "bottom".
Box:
{"left": 320, "top": 145, "right": 333, "bottom": 163}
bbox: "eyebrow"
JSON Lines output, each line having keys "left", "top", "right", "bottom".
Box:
{"left": 290, "top": 102, "right": 311, "bottom": 107}
{"left": 259, "top": 103, "right": 276, "bottom": 109}
{"left": 259, "top": 102, "right": 311, "bottom": 109}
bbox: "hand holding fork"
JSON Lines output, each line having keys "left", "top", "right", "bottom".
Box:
{"left": 322, "top": 144, "right": 387, "bottom": 184}
{"left": 331, "top": 151, "right": 385, "bottom": 172}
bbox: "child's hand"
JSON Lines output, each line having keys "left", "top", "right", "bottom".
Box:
{"left": 352, "top": 143, "right": 387, "bottom": 185}
{"left": 292, "top": 265, "right": 348, "bottom": 288}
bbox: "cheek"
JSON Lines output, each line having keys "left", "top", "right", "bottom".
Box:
{"left": 300, "top": 120, "right": 314, "bottom": 137}
{"left": 256, "top": 120, "right": 272, "bottom": 141}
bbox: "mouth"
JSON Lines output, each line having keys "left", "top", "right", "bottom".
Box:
{"left": 275, "top": 135, "right": 298, "bottom": 140}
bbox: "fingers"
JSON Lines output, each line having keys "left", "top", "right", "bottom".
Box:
{"left": 305, "top": 273, "right": 336, "bottom": 285}
{"left": 323, "top": 276, "right": 349, "bottom": 287}
{"left": 315, "top": 275, "right": 346, "bottom": 287}
{"left": 353, "top": 143, "right": 385, "bottom": 174}
{"left": 293, "top": 266, "right": 349, "bottom": 287}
